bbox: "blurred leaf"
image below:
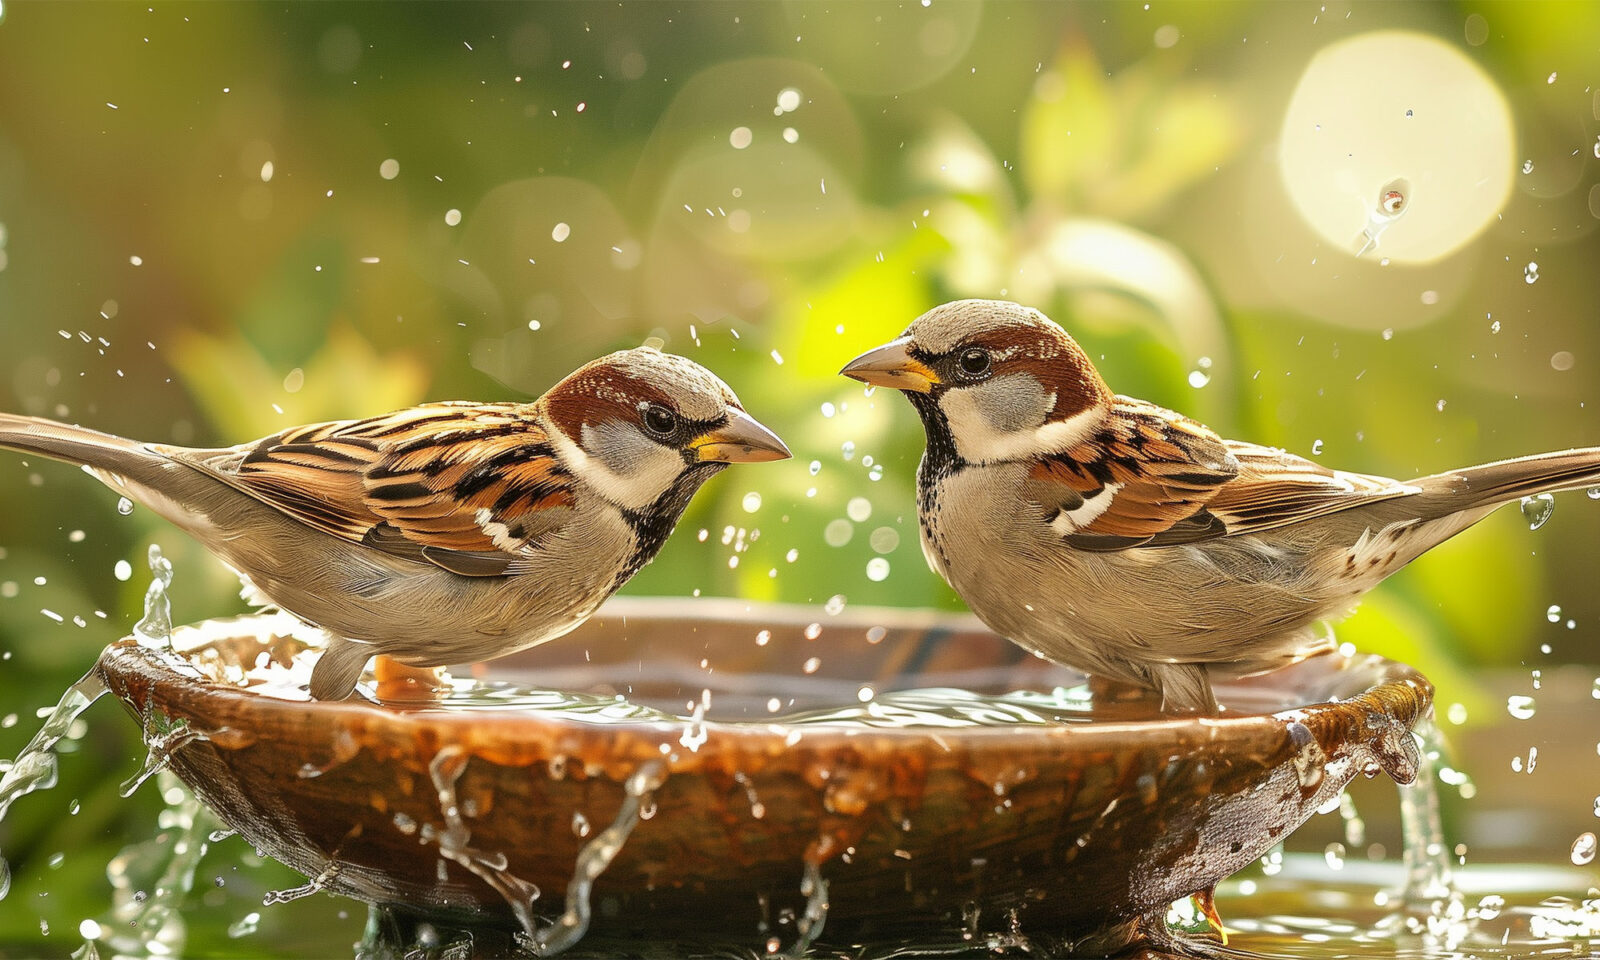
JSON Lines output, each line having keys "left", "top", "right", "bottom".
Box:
{"left": 170, "top": 325, "right": 428, "bottom": 441}
{"left": 1020, "top": 37, "right": 1247, "bottom": 220}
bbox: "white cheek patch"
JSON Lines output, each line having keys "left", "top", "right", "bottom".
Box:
{"left": 1049, "top": 482, "right": 1122, "bottom": 535}
{"left": 942, "top": 387, "right": 1104, "bottom": 464}
{"left": 546, "top": 424, "right": 683, "bottom": 512}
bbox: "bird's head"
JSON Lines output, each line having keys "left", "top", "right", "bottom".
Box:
{"left": 841, "top": 299, "right": 1113, "bottom": 465}
{"left": 543, "top": 346, "right": 790, "bottom": 511}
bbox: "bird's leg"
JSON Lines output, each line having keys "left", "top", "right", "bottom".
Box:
{"left": 374, "top": 656, "right": 450, "bottom": 702}
{"left": 1086, "top": 672, "right": 1162, "bottom": 706}
{"left": 1151, "top": 662, "right": 1221, "bottom": 716}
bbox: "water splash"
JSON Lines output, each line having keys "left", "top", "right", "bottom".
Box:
{"left": 788, "top": 859, "right": 830, "bottom": 957}
{"left": 0, "top": 669, "right": 108, "bottom": 900}
{"left": 93, "top": 773, "right": 217, "bottom": 958}
{"left": 531, "top": 759, "right": 666, "bottom": 956}
{"left": 132, "top": 543, "right": 175, "bottom": 649}
{"left": 119, "top": 716, "right": 207, "bottom": 798}
{"left": 424, "top": 745, "right": 543, "bottom": 936}
{"left": 1398, "top": 719, "right": 1463, "bottom": 950}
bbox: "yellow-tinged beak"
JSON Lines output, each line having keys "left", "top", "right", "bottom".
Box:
{"left": 839, "top": 337, "right": 940, "bottom": 393}
{"left": 691, "top": 409, "right": 792, "bottom": 463}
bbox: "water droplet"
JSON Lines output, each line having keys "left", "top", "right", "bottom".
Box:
{"left": 823, "top": 519, "right": 853, "bottom": 547}
{"left": 571, "top": 812, "right": 591, "bottom": 838}
{"left": 1521, "top": 159, "right": 1534, "bottom": 174}
{"left": 1476, "top": 894, "right": 1505, "bottom": 920}
{"left": 444, "top": 208, "right": 462, "bottom": 226}
{"left": 1571, "top": 831, "right": 1596, "bottom": 866}
{"left": 1506, "top": 695, "right": 1536, "bottom": 720}
{"left": 802, "top": 656, "right": 822, "bottom": 674}
{"left": 1187, "top": 368, "right": 1210, "bottom": 389}
{"left": 1587, "top": 486, "right": 1600, "bottom": 500}
{"left": 808, "top": 460, "right": 821, "bottom": 476}
{"left": 227, "top": 912, "right": 261, "bottom": 939}
{"left": 1311, "top": 439, "right": 1324, "bottom": 455}
{"left": 1381, "top": 189, "right": 1406, "bottom": 213}
{"left": 379, "top": 158, "right": 400, "bottom": 180}
{"left": 840, "top": 441, "right": 856, "bottom": 461}
{"left": 116, "top": 497, "right": 133, "bottom": 516}
{"left": 1547, "top": 71, "right": 1559, "bottom": 85}
{"left": 1521, "top": 493, "right": 1555, "bottom": 530}
{"left": 824, "top": 594, "right": 847, "bottom": 616}
{"left": 803, "top": 622, "right": 822, "bottom": 640}
{"left": 846, "top": 497, "right": 872, "bottom": 523}
{"left": 819, "top": 402, "right": 836, "bottom": 418}
{"left": 777, "top": 88, "right": 802, "bottom": 112}
{"left": 551, "top": 222, "right": 571, "bottom": 242}
{"left": 1524, "top": 261, "right": 1539, "bottom": 283}
{"left": 1547, "top": 604, "right": 1563, "bottom": 622}
{"left": 729, "top": 126, "right": 753, "bottom": 149}
{"left": 1490, "top": 320, "right": 1501, "bottom": 334}
{"left": 865, "top": 558, "right": 890, "bottom": 582}
{"left": 113, "top": 560, "right": 132, "bottom": 581}
{"left": 741, "top": 492, "right": 762, "bottom": 513}
{"left": 868, "top": 464, "right": 883, "bottom": 481}
{"left": 1324, "top": 841, "right": 1346, "bottom": 870}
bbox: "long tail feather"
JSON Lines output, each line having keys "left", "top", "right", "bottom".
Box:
{"left": 1413, "top": 446, "right": 1600, "bottom": 516}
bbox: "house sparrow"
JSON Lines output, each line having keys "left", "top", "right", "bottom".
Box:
{"left": 843, "top": 299, "right": 1600, "bottom": 714}
{"left": 0, "top": 346, "right": 789, "bottom": 700}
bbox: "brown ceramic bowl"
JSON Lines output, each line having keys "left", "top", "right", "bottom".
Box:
{"left": 94, "top": 598, "right": 1431, "bottom": 953}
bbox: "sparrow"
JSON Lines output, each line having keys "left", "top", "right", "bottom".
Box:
{"left": 843, "top": 299, "right": 1600, "bottom": 714}
{"left": 0, "top": 346, "right": 789, "bottom": 700}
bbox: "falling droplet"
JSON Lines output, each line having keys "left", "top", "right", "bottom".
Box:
{"left": 1506, "top": 695, "right": 1536, "bottom": 720}
{"left": 1572, "top": 831, "right": 1597, "bottom": 866}
{"left": 116, "top": 497, "right": 133, "bottom": 516}
{"left": 1524, "top": 262, "right": 1539, "bottom": 284}
{"left": 1521, "top": 159, "right": 1534, "bottom": 174}
{"left": 1311, "top": 439, "right": 1324, "bottom": 455}
{"left": 741, "top": 492, "right": 762, "bottom": 513}
{"left": 1490, "top": 320, "right": 1501, "bottom": 334}
{"left": 1187, "top": 369, "right": 1210, "bottom": 389}
{"left": 1586, "top": 485, "right": 1600, "bottom": 500}
{"left": 840, "top": 441, "right": 856, "bottom": 461}
{"left": 1548, "top": 604, "right": 1563, "bottom": 623}
{"left": 1520, "top": 494, "right": 1555, "bottom": 530}
{"left": 865, "top": 558, "right": 890, "bottom": 582}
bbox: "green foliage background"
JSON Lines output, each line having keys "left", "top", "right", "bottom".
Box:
{"left": 0, "top": 2, "right": 1596, "bottom": 955}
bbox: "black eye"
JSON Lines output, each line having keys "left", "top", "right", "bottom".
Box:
{"left": 957, "top": 348, "right": 991, "bottom": 379}
{"left": 642, "top": 404, "right": 678, "bottom": 437}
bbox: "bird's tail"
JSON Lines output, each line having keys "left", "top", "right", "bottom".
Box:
{"left": 1412, "top": 446, "right": 1600, "bottom": 516}
{"left": 0, "top": 412, "right": 163, "bottom": 489}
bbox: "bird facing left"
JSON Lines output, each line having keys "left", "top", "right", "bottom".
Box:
{"left": 0, "top": 346, "right": 790, "bottom": 700}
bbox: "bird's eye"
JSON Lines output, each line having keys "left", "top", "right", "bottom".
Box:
{"left": 957, "top": 348, "right": 991, "bottom": 378}
{"left": 642, "top": 404, "right": 678, "bottom": 437}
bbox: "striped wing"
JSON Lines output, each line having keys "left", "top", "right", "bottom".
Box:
{"left": 1203, "top": 441, "right": 1416, "bottom": 535}
{"left": 1027, "top": 398, "right": 1239, "bottom": 551}
{"left": 175, "top": 402, "right": 574, "bottom": 576}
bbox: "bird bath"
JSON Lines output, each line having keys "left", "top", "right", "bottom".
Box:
{"left": 78, "top": 597, "right": 1433, "bottom": 955}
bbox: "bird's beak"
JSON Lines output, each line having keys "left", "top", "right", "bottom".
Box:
{"left": 839, "top": 337, "right": 939, "bottom": 393}
{"left": 691, "top": 409, "right": 792, "bottom": 463}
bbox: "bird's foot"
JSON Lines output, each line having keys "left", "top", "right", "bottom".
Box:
{"left": 373, "top": 656, "right": 450, "bottom": 702}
